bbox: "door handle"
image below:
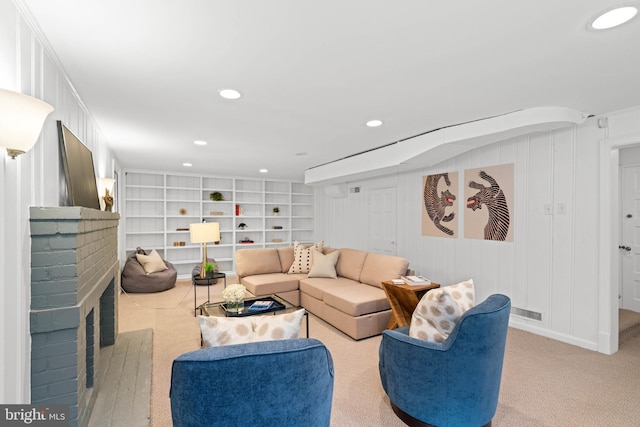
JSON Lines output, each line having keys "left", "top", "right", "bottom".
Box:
{"left": 619, "top": 245, "right": 631, "bottom": 251}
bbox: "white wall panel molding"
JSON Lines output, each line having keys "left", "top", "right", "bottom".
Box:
{"left": 315, "top": 116, "right": 620, "bottom": 354}
{"left": 1, "top": 0, "right": 117, "bottom": 403}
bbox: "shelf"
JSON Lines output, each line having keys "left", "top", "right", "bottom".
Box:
{"left": 122, "top": 172, "right": 315, "bottom": 272}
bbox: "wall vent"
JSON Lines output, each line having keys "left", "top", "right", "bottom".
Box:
{"left": 511, "top": 307, "right": 542, "bottom": 321}
{"left": 350, "top": 186, "right": 360, "bottom": 193}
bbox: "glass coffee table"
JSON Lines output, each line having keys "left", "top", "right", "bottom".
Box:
{"left": 199, "top": 294, "right": 309, "bottom": 338}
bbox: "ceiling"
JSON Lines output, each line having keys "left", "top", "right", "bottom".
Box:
{"left": 21, "top": 0, "right": 640, "bottom": 182}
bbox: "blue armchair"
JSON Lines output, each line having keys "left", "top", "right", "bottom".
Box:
{"left": 170, "top": 338, "right": 334, "bottom": 427}
{"left": 379, "top": 294, "right": 511, "bottom": 427}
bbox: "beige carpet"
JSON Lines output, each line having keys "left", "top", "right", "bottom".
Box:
{"left": 118, "top": 279, "right": 640, "bottom": 427}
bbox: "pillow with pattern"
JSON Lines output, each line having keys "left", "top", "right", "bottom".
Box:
{"left": 252, "top": 309, "right": 305, "bottom": 342}
{"left": 288, "top": 241, "right": 324, "bottom": 274}
{"left": 409, "top": 279, "right": 475, "bottom": 343}
{"left": 198, "top": 309, "right": 305, "bottom": 347}
{"left": 198, "top": 316, "right": 254, "bottom": 347}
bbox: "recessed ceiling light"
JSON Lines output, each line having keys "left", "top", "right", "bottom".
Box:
{"left": 366, "top": 119, "right": 383, "bottom": 127}
{"left": 218, "top": 89, "right": 242, "bottom": 100}
{"left": 590, "top": 6, "right": 638, "bottom": 30}
{"left": 259, "top": 168, "right": 269, "bottom": 173}
{"left": 193, "top": 140, "right": 207, "bottom": 146}
{"left": 183, "top": 162, "right": 192, "bottom": 167}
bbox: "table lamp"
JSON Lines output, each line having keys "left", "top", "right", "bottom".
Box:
{"left": 190, "top": 222, "right": 220, "bottom": 278}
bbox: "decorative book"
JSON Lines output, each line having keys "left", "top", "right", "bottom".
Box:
{"left": 401, "top": 275, "right": 431, "bottom": 286}
{"left": 222, "top": 296, "right": 286, "bottom": 317}
{"left": 248, "top": 300, "right": 275, "bottom": 311}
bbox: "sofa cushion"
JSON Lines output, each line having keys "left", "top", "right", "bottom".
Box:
{"left": 359, "top": 253, "right": 409, "bottom": 288}
{"left": 277, "top": 246, "right": 295, "bottom": 273}
{"left": 299, "top": 277, "right": 352, "bottom": 300}
{"left": 135, "top": 249, "right": 168, "bottom": 274}
{"left": 308, "top": 249, "right": 340, "bottom": 279}
{"left": 241, "top": 273, "right": 301, "bottom": 296}
{"left": 236, "top": 248, "right": 282, "bottom": 278}
{"left": 322, "top": 283, "right": 390, "bottom": 317}
{"left": 288, "top": 241, "right": 324, "bottom": 274}
{"left": 409, "top": 279, "right": 475, "bottom": 343}
{"left": 335, "top": 248, "right": 368, "bottom": 282}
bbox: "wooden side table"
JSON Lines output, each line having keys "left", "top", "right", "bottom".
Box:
{"left": 382, "top": 280, "right": 440, "bottom": 329}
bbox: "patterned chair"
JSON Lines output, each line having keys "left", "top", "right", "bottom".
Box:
{"left": 170, "top": 338, "right": 334, "bottom": 427}
{"left": 379, "top": 294, "right": 511, "bottom": 427}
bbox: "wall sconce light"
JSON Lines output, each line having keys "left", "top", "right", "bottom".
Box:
{"left": 0, "top": 88, "right": 54, "bottom": 159}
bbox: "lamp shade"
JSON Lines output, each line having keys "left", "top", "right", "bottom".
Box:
{"left": 190, "top": 222, "right": 220, "bottom": 243}
{"left": 0, "top": 88, "right": 54, "bottom": 158}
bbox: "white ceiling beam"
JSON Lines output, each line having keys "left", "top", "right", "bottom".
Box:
{"left": 304, "top": 107, "right": 588, "bottom": 186}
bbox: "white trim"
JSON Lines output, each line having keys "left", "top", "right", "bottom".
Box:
{"left": 599, "top": 134, "right": 640, "bottom": 354}
{"left": 509, "top": 318, "right": 599, "bottom": 352}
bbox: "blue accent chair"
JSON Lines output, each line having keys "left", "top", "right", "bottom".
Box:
{"left": 170, "top": 338, "right": 334, "bottom": 427}
{"left": 379, "top": 294, "right": 511, "bottom": 427}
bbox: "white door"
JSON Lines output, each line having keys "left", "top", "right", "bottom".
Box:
{"left": 370, "top": 187, "right": 397, "bottom": 254}
{"left": 621, "top": 165, "right": 640, "bottom": 312}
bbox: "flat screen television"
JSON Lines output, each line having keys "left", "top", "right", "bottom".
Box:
{"left": 57, "top": 121, "right": 100, "bottom": 210}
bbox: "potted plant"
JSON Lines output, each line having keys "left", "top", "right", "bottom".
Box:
{"left": 273, "top": 206, "right": 280, "bottom": 216}
{"left": 209, "top": 191, "right": 224, "bottom": 201}
{"left": 204, "top": 262, "right": 216, "bottom": 275}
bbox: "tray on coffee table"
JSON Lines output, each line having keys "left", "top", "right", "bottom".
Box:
{"left": 199, "top": 294, "right": 309, "bottom": 339}
{"left": 221, "top": 296, "right": 286, "bottom": 317}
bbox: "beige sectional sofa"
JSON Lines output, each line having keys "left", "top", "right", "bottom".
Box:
{"left": 235, "top": 245, "right": 410, "bottom": 340}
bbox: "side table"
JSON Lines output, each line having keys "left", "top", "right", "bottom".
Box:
{"left": 192, "top": 271, "right": 226, "bottom": 316}
{"left": 382, "top": 280, "right": 440, "bottom": 329}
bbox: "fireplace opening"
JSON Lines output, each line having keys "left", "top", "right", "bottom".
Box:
{"left": 86, "top": 309, "right": 94, "bottom": 389}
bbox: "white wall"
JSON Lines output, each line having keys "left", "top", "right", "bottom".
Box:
{"left": 315, "top": 112, "right": 640, "bottom": 353}
{"left": 0, "top": 0, "right": 116, "bottom": 403}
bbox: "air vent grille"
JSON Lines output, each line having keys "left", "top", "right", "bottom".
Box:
{"left": 511, "top": 307, "right": 542, "bottom": 321}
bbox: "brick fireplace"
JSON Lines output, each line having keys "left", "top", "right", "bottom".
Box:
{"left": 29, "top": 207, "right": 120, "bottom": 427}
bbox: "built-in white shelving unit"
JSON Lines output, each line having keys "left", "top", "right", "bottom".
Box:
{"left": 122, "top": 170, "right": 315, "bottom": 277}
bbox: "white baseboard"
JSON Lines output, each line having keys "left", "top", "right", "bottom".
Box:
{"left": 509, "top": 316, "right": 599, "bottom": 352}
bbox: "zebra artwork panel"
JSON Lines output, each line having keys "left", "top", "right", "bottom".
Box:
{"left": 421, "top": 171, "right": 459, "bottom": 238}
{"left": 464, "top": 163, "right": 514, "bottom": 242}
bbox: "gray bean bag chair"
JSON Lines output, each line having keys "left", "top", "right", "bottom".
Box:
{"left": 121, "top": 247, "right": 177, "bottom": 293}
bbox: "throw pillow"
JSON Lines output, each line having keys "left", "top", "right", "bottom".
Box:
{"left": 198, "top": 309, "right": 305, "bottom": 347}
{"left": 288, "top": 241, "right": 324, "bottom": 274}
{"left": 252, "top": 309, "right": 305, "bottom": 342}
{"left": 409, "top": 279, "right": 475, "bottom": 343}
{"left": 135, "top": 249, "right": 168, "bottom": 274}
{"left": 445, "top": 279, "right": 475, "bottom": 312}
{"left": 308, "top": 249, "right": 340, "bottom": 278}
{"left": 198, "top": 316, "right": 254, "bottom": 347}
{"left": 409, "top": 289, "right": 464, "bottom": 343}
